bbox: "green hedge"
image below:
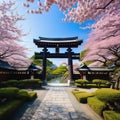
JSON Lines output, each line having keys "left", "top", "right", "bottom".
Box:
{"left": 72, "top": 90, "right": 86, "bottom": 95}
{"left": 0, "top": 100, "right": 22, "bottom": 120}
{"left": 0, "top": 79, "right": 42, "bottom": 89}
{"left": 73, "top": 92, "right": 93, "bottom": 103}
{"left": 17, "top": 89, "right": 37, "bottom": 101}
{"left": 0, "top": 87, "right": 19, "bottom": 100}
{"left": 75, "top": 79, "right": 89, "bottom": 87}
{"left": 92, "top": 79, "right": 110, "bottom": 88}
{"left": 28, "top": 91, "right": 37, "bottom": 101}
{"left": 103, "top": 111, "right": 120, "bottom": 120}
{"left": 4, "top": 80, "right": 19, "bottom": 87}
{"left": 72, "top": 88, "right": 120, "bottom": 119}
{"left": 88, "top": 97, "right": 106, "bottom": 116}
{"left": 17, "top": 89, "right": 30, "bottom": 101}
{"left": 75, "top": 79, "right": 110, "bottom": 88}
{"left": 0, "top": 87, "right": 37, "bottom": 102}
{"left": 0, "top": 87, "right": 37, "bottom": 119}
{"left": 94, "top": 88, "right": 120, "bottom": 103}
{"left": 75, "top": 83, "right": 110, "bottom": 88}
{"left": 19, "top": 79, "right": 42, "bottom": 88}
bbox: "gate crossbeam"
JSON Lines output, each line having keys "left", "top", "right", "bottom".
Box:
{"left": 35, "top": 52, "right": 80, "bottom": 59}
{"left": 33, "top": 36, "right": 83, "bottom": 85}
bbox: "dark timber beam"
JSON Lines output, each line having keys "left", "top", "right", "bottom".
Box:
{"left": 67, "top": 47, "right": 73, "bottom": 83}
{"left": 35, "top": 52, "right": 80, "bottom": 59}
{"left": 42, "top": 47, "right": 47, "bottom": 85}
{"left": 56, "top": 46, "right": 59, "bottom": 53}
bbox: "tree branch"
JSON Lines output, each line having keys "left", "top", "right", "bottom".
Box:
{"left": 96, "top": 0, "right": 114, "bottom": 9}
{"left": 102, "top": 29, "right": 120, "bottom": 40}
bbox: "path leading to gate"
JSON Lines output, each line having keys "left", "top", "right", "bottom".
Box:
{"left": 18, "top": 86, "right": 103, "bottom": 120}
{"left": 32, "top": 87, "right": 79, "bottom": 120}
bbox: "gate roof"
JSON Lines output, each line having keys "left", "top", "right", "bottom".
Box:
{"left": 34, "top": 36, "right": 83, "bottom": 48}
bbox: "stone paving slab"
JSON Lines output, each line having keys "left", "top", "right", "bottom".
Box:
{"left": 19, "top": 86, "right": 103, "bottom": 120}
{"left": 31, "top": 87, "right": 79, "bottom": 120}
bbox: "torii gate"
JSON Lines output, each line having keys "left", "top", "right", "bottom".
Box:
{"left": 33, "top": 36, "right": 83, "bottom": 84}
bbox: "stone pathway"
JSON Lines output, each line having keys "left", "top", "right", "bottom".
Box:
{"left": 31, "top": 87, "right": 78, "bottom": 120}
{"left": 19, "top": 86, "right": 103, "bottom": 120}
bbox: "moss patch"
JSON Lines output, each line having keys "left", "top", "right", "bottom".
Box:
{"left": 88, "top": 97, "right": 106, "bottom": 116}
{"left": 103, "top": 111, "right": 120, "bottom": 120}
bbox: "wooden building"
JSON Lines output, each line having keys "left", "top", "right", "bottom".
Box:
{"left": 0, "top": 60, "right": 15, "bottom": 81}
{"left": 76, "top": 63, "right": 113, "bottom": 81}
{"left": 0, "top": 60, "right": 41, "bottom": 81}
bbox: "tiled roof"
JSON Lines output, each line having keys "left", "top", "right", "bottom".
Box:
{"left": 27, "top": 64, "right": 41, "bottom": 71}
{"left": 0, "top": 60, "right": 15, "bottom": 70}
{"left": 76, "top": 63, "right": 113, "bottom": 72}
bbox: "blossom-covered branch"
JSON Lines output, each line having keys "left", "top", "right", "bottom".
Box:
{"left": 0, "top": 1, "right": 30, "bottom": 67}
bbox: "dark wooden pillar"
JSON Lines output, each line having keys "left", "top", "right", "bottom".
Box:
{"left": 56, "top": 44, "right": 59, "bottom": 53}
{"left": 67, "top": 47, "right": 73, "bottom": 83}
{"left": 42, "top": 47, "right": 47, "bottom": 84}
{"left": 56, "top": 47, "right": 59, "bottom": 53}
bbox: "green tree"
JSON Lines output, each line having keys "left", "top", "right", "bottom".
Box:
{"left": 30, "top": 55, "right": 53, "bottom": 67}
{"left": 52, "top": 66, "right": 68, "bottom": 75}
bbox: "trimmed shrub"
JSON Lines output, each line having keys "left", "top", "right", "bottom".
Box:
{"left": 0, "top": 80, "right": 19, "bottom": 88}
{"left": 17, "top": 89, "right": 37, "bottom": 101}
{"left": 0, "top": 87, "right": 37, "bottom": 102}
{"left": 0, "top": 100, "right": 22, "bottom": 120}
{"left": 88, "top": 97, "right": 106, "bottom": 116}
{"left": 0, "top": 87, "right": 19, "bottom": 100}
{"left": 94, "top": 88, "right": 120, "bottom": 112}
{"left": 92, "top": 79, "right": 109, "bottom": 88}
{"left": 0, "top": 87, "right": 37, "bottom": 120}
{"left": 75, "top": 79, "right": 89, "bottom": 87}
{"left": 75, "top": 83, "right": 109, "bottom": 88}
{"left": 0, "top": 79, "right": 42, "bottom": 89}
{"left": 94, "top": 88, "right": 120, "bottom": 103}
{"left": 17, "top": 89, "right": 30, "bottom": 101}
{"left": 85, "top": 84, "right": 98, "bottom": 88}
{"left": 74, "top": 92, "right": 93, "bottom": 103}
{"left": 87, "top": 83, "right": 110, "bottom": 88}
{"left": 19, "top": 79, "right": 42, "bottom": 88}
{"left": 103, "top": 111, "right": 120, "bottom": 120}
{"left": 75, "top": 83, "right": 81, "bottom": 87}
{"left": 28, "top": 91, "right": 37, "bottom": 101}
{"left": 72, "top": 90, "right": 86, "bottom": 95}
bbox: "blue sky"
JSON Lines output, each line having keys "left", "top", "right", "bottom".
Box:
{"left": 16, "top": 1, "right": 92, "bottom": 66}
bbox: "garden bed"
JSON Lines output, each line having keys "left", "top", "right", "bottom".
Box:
{"left": 0, "top": 79, "right": 42, "bottom": 89}
{"left": 0, "top": 87, "right": 37, "bottom": 119}
{"left": 72, "top": 88, "right": 120, "bottom": 120}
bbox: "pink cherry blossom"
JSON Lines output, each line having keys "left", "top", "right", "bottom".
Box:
{"left": 22, "top": 0, "right": 120, "bottom": 67}
{"left": 23, "top": 0, "right": 120, "bottom": 23}
{"left": 0, "top": 1, "right": 31, "bottom": 67}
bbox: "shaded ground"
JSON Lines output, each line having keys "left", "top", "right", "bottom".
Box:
{"left": 13, "top": 85, "right": 103, "bottom": 120}
{"left": 12, "top": 87, "right": 48, "bottom": 120}
{"left": 67, "top": 87, "right": 103, "bottom": 120}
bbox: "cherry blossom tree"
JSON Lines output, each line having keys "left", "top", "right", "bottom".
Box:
{"left": 22, "top": 0, "right": 120, "bottom": 89}
{"left": 23, "top": 0, "right": 119, "bottom": 22}
{"left": 22, "top": 0, "right": 120, "bottom": 67}
{"left": 82, "top": 44, "right": 120, "bottom": 67}
{"left": 0, "top": 1, "right": 30, "bottom": 67}
{"left": 82, "top": 8, "right": 120, "bottom": 67}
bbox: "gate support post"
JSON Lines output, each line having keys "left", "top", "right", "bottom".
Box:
{"left": 42, "top": 47, "right": 47, "bottom": 85}
{"left": 67, "top": 47, "right": 74, "bottom": 85}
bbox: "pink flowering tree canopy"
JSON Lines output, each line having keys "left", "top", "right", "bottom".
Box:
{"left": 82, "top": 5, "right": 120, "bottom": 67}
{"left": 23, "top": 0, "right": 119, "bottom": 22}
{"left": 22, "top": 0, "right": 120, "bottom": 67}
{"left": 0, "top": 1, "right": 30, "bottom": 67}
